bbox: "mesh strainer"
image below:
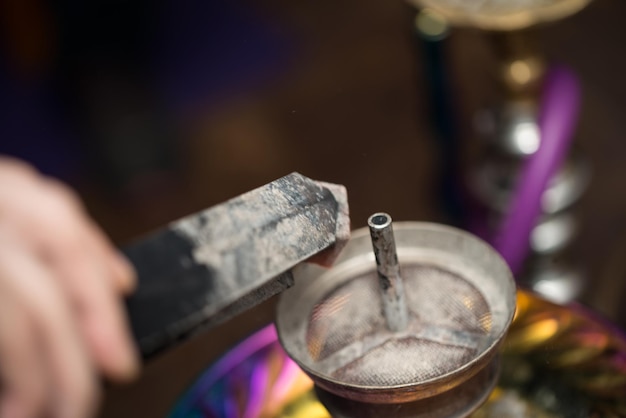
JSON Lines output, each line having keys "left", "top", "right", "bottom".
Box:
{"left": 276, "top": 217, "right": 516, "bottom": 416}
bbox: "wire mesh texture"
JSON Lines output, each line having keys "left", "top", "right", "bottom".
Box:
{"left": 305, "top": 264, "right": 493, "bottom": 387}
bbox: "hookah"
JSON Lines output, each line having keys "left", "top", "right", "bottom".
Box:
{"left": 166, "top": 209, "right": 626, "bottom": 417}
{"left": 410, "top": 0, "right": 592, "bottom": 303}
{"left": 112, "top": 1, "right": 626, "bottom": 417}
{"left": 158, "top": 184, "right": 624, "bottom": 417}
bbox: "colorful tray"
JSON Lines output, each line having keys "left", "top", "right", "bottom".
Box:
{"left": 170, "top": 290, "right": 626, "bottom": 418}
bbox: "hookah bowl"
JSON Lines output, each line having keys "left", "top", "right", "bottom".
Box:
{"left": 276, "top": 216, "right": 517, "bottom": 417}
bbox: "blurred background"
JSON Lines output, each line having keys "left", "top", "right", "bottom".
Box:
{"left": 1, "top": 0, "right": 626, "bottom": 416}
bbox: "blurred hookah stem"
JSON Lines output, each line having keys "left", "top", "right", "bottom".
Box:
{"left": 414, "top": 10, "right": 465, "bottom": 225}
{"left": 484, "top": 23, "right": 588, "bottom": 303}
{"left": 492, "top": 29, "right": 545, "bottom": 102}
{"left": 412, "top": 1, "right": 591, "bottom": 303}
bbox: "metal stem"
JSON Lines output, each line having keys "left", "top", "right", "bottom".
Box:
{"left": 368, "top": 213, "right": 409, "bottom": 332}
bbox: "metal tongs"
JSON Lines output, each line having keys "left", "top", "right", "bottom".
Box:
{"left": 123, "top": 173, "right": 350, "bottom": 358}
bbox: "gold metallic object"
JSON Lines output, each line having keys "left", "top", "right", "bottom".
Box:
{"left": 408, "top": 1, "right": 592, "bottom": 31}
{"left": 415, "top": 9, "right": 449, "bottom": 40}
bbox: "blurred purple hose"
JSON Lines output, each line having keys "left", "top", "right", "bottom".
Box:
{"left": 493, "top": 66, "right": 581, "bottom": 275}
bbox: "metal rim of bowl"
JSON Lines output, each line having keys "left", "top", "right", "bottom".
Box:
{"left": 276, "top": 222, "right": 517, "bottom": 404}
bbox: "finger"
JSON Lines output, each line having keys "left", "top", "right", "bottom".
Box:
{"left": 0, "top": 157, "right": 38, "bottom": 180}
{"left": 32, "top": 186, "right": 139, "bottom": 380}
{"left": 0, "top": 166, "right": 138, "bottom": 378}
{"left": 0, "top": 230, "right": 98, "bottom": 418}
{"left": 41, "top": 178, "right": 136, "bottom": 295}
{"left": 0, "top": 176, "right": 140, "bottom": 382}
{"left": 84, "top": 220, "right": 137, "bottom": 295}
{"left": 0, "top": 260, "right": 48, "bottom": 418}
{"left": 51, "top": 237, "right": 140, "bottom": 382}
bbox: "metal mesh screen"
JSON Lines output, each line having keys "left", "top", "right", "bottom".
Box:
{"left": 305, "top": 265, "right": 493, "bottom": 387}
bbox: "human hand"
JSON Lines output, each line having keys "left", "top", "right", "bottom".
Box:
{"left": 0, "top": 158, "right": 139, "bottom": 418}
